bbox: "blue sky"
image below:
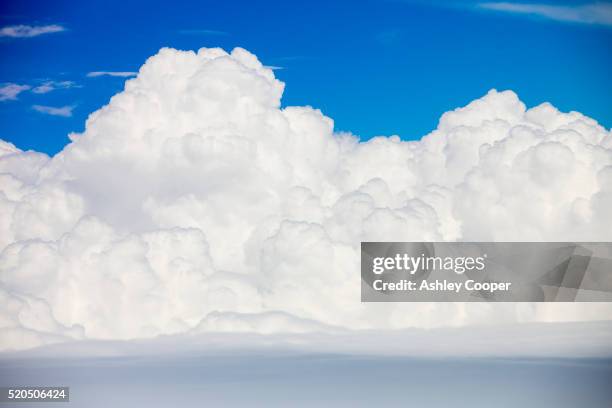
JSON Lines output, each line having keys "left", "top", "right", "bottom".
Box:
{"left": 0, "top": 0, "right": 610, "bottom": 155}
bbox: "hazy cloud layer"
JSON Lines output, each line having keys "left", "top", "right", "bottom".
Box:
{"left": 6, "top": 323, "right": 611, "bottom": 408}
{"left": 6, "top": 321, "right": 612, "bottom": 359}
{"left": 0, "top": 47, "right": 611, "bottom": 351}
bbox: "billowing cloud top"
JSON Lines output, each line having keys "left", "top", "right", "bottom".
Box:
{"left": 1, "top": 47, "right": 611, "bottom": 351}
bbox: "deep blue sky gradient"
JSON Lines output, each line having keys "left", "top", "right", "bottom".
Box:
{"left": 1, "top": 0, "right": 611, "bottom": 155}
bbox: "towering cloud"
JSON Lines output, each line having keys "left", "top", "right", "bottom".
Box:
{"left": 0, "top": 47, "right": 611, "bottom": 351}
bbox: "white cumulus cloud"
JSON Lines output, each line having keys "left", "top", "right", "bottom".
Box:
{"left": 0, "top": 24, "right": 66, "bottom": 38}
{"left": 0, "top": 46, "right": 611, "bottom": 352}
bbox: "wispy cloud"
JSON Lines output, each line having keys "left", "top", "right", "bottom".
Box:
{"left": 478, "top": 2, "right": 612, "bottom": 26}
{"left": 0, "top": 83, "right": 31, "bottom": 101}
{"left": 264, "top": 65, "right": 284, "bottom": 71}
{"left": 32, "top": 80, "right": 78, "bottom": 94}
{"left": 178, "top": 29, "right": 229, "bottom": 35}
{"left": 264, "top": 56, "right": 313, "bottom": 70}
{"left": 32, "top": 104, "right": 74, "bottom": 117}
{"left": 0, "top": 24, "right": 66, "bottom": 38}
{"left": 86, "top": 71, "right": 138, "bottom": 78}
